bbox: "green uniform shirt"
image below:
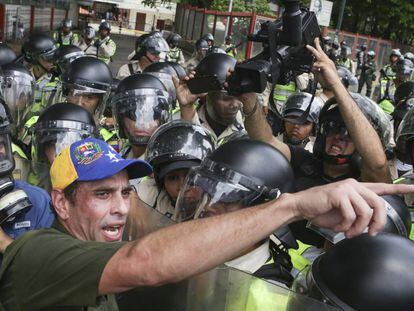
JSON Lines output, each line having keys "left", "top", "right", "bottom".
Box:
{"left": 0, "top": 220, "right": 125, "bottom": 310}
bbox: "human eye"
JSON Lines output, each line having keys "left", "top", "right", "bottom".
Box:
{"left": 95, "top": 190, "right": 110, "bottom": 199}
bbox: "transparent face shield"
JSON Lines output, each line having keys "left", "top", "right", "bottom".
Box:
{"left": 1, "top": 72, "right": 35, "bottom": 136}
{"left": 56, "top": 51, "right": 85, "bottom": 74}
{"left": 147, "top": 72, "right": 176, "bottom": 105}
{"left": 0, "top": 132, "right": 15, "bottom": 175}
{"left": 174, "top": 160, "right": 281, "bottom": 222}
{"left": 144, "top": 32, "right": 170, "bottom": 60}
{"left": 114, "top": 89, "right": 171, "bottom": 145}
{"left": 32, "top": 120, "right": 97, "bottom": 166}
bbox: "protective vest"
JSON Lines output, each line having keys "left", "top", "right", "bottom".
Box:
{"left": 273, "top": 82, "right": 297, "bottom": 104}
{"left": 97, "top": 38, "right": 116, "bottom": 64}
{"left": 32, "top": 74, "right": 60, "bottom": 119}
{"left": 338, "top": 58, "right": 352, "bottom": 71}
{"left": 100, "top": 127, "right": 120, "bottom": 152}
{"left": 225, "top": 44, "right": 236, "bottom": 58}
{"left": 382, "top": 64, "right": 396, "bottom": 79}
{"left": 53, "top": 31, "right": 79, "bottom": 46}
{"left": 167, "top": 47, "right": 182, "bottom": 63}
{"left": 378, "top": 78, "right": 396, "bottom": 114}
{"left": 288, "top": 240, "right": 312, "bottom": 273}
{"left": 12, "top": 143, "right": 30, "bottom": 181}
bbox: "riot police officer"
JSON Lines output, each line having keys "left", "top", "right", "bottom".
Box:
{"left": 116, "top": 32, "right": 169, "bottom": 80}
{"left": 166, "top": 33, "right": 185, "bottom": 65}
{"left": 185, "top": 39, "right": 209, "bottom": 73}
{"left": 356, "top": 42, "right": 367, "bottom": 77}
{"left": 177, "top": 53, "right": 245, "bottom": 144}
{"left": 112, "top": 73, "right": 171, "bottom": 160}
{"left": 22, "top": 34, "right": 60, "bottom": 122}
{"left": 279, "top": 93, "right": 321, "bottom": 152}
{"left": 1, "top": 63, "right": 36, "bottom": 181}
{"left": 358, "top": 50, "right": 377, "bottom": 97}
{"left": 337, "top": 45, "right": 354, "bottom": 73}
{"left": 31, "top": 102, "right": 99, "bottom": 190}
{"left": 138, "top": 120, "right": 215, "bottom": 218}
{"left": 95, "top": 21, "right": 116, "bottom": 65}
{"left": 78, "top": 26, "right": 97, "bottom": 57}
{"left": 381, "top": 48, "right": 402, "bottom": 79}
{"left": 336, "top": 65, "right": 359, "bottom": 93}
{"left": 175, "top": 139, "right": 296, "bottom": 293}
{"left": 53, "top": 18, "right": 80, "bottom": 47}
{"left": 201, "top": 33, "right": 214, "bottom": 48}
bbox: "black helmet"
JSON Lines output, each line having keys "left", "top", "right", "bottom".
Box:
{"left": 367, "top": 50, "right": 376, "bottom": 58}
{"left": 61, "top": 18, "right": 73, "bottom": 29}
{"left": 195, "top": 53, "right": 236, "bottom": 85}
{"left": 322, "top": 36, "right": 332, "bottom": 45}
{"left": 0, "top": 43, "right": 17, "bottom": 66}
{"left": 314, "top": 92, "right": 392, "bottom": 164}
{"left": 112, "top": 73, "right": 171, "bottom": 146}
{"left": 205, "top": 46, "right": 226, "bottom": 57}
{"left": 202, "top": 33, "right": 214, "bottom": 43}
{"left": 360, "top": 43, "right": 367, "bottom": 50}
{"left": 392, "top": 100, "right": 414, "bottom": 134}
{"left": 282, "top": 93, "right": 321, "bottom": 125}
{"left": 404, "top": 51, "right": 414, "bottom": 62}
{"left": 146, "top": 120, "right": 215, "bottom": 185}
{"left": 225, "top": 35, "right": 232, "bottom": 41}
{"left": 83, "top": 26, "right": 96, "bottom": 40}
{"left": 395, "top": 108, "right": 414, "bottom": 163}
{"left": 133, "top": 31, "right": 169, "bottom": 61}
{"left": 143, "top": 61, "right": 186, "bottom": 106}
{"left": 336, "top": 66, "right": 359, "bottom": 92}
{"left": 394, "top": 81, "right": 414, "bottom": 105}
{"left": 33, "top": 102, "right": 98, "bottom": 164}
{"left": 340, "top": 45, "right": 351, "bottom": 58}
{"left": 390, "top": 48, "right": 402, "bottom": 58}
{"left": 293, "top": 234, "right": 414, "bottom": 311}
{"left": 53, "top": 45, "right": 85, "bottom": 74}
{"left": 22, "top": 34, "right": 57, "bottom": 64}
{"left": 99, "top": 21, "right": 111, "bottom": 31}
{"left": 167, "top": 33, "right": 182, "bottom": 47}
{"left": 395, "top": 58, "right": 414, "bottom": 78}
{"left": 195, "top": 39, "right": 209, "bottom": 51}
{"left": 175, "top": 139, "right": 294, "bottom": 221}
{"left": 62, "top": 56, "right": 112, "bottom": 117}
{"left": 1, "top": 63, "right": 35, "bottom": 136}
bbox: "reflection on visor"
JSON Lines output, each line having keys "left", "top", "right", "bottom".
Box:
{"left": 321, "top": 121, "right": 349, "bottom": 137}
{"left": 174, "top": 168, "right": 263, "bottom": 222}
{"left": 0, "top": 134, "right": 14, "bottom": 173}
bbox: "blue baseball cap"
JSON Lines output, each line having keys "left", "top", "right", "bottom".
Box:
{"left": 50, "top": 138, "right": 152, "bottom": 190}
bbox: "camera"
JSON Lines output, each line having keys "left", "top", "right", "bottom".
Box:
{"left": 226, "top": 0, "right": 321, "bottom": 96}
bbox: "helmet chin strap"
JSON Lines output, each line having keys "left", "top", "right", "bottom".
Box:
{"left": 323, "top": 153, "right": 353, "bottom": 165}
{"left": 285, "top": 135, "right": 310, "bottom": 147}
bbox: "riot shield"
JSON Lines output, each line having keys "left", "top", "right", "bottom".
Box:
{"left": 117, "top": 265, "right": 339, "bottom": 311}
{"left": 124, "top": 193, "right": 175, "bottom": 241}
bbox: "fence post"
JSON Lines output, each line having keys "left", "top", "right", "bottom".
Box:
{"left": 30, "top": 5, "right": 34, "bottom": 32}
{"left": 245, "top": 12, "right": 256, "bottom": 59}
{"left": 50, "top": 7, "right": 54, "bottom": 31}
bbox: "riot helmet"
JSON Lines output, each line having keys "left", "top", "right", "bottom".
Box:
{"left": 395, "top": 108, "right": 414, "bottom": 164}
{"left": 314, "top": 92, "right": 392, "bottom": 165}
{"left": 202, "top": 33, "right": 214, "bottom": 46}
{"left": 61, "top": 18, "right": 73, "bottom": 30}
{"left": 367, "top": 50, "right": 375, "bottom": 58}
{"left": 225, "top": 35, "right": 232, "bottom": 43}
{"left": 61, "top": 56, "right": 112, "bottom": 119}
{"left": 390, "top": 48, "right": 402, "bottom": 61}
{"left": 195, "top": 39, "right": 209, "bottom": 52}
{"left": 360, "top": 43, "right": 367, "bottom": 51}
{"left": 112, "top": 73, "right": 171, "bottom": 146}
{"left": 403, "top": 51, "right": 414, "bottom": 63}
{"left": 53, "top": 45, "right": 85, "bottom": 74}
{"left": 0, "top": 43, "right": 17, "bottom": 66}
{"left": 99, "top": 21, "right": 111, "bottom": 32}
{"left": 22, "top": 33, "right": 57, "bottom": 66}
{"left": 32, "top": 102, "right": 98, "bottom": 165}
{"left": 336, "top": 66, "right": 359, "bottom": 92}
{"left": 146, "top": 120, "right": 215, "bottom": 187}
{"left": 167, "top": 33, "right": 182, "bottom": 48}
{"left": 195, "top": 52, "right": 236, "bottom": 85}
{"left": 292, "top": 234, "right": 414, "bottom": 311}
{"left": 395, "top": 59, "right": 414, "bottom": 81}
{"left": 175, "top": 139, "right": 294, "bottom": 221}
{"left": 83, "top": 26, "right": 96, "bottom": 40}
{"left": 0, "top": 63, "right": 35, "bottom": 137}
{"left": 133, "top": 31, "right": 169, "bottom": 62}
{"left": 340, "top": 45, "right": 351, "bottom": 59}
{"left": 143, "top": 61, "right": 186, "bottom": 107}
{"left": 205, "top": 46, "right": 226, "bottom": 57}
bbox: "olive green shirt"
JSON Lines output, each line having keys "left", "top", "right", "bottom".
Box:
{"left": 0, "top": 221, "right": 125, "bottom": 311}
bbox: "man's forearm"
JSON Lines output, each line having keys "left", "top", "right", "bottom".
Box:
{"left": 333, "top": 83, "right": 390, "bottom": 182}
{"left": 100, "top": 194, "right": 297, "bottom": 294}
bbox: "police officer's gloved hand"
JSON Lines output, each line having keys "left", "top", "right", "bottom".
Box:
{"left": 94, "top": 40, "right": 102, "bottom": 48}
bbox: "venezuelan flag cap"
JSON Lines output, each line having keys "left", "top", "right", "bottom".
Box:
{"left": 50, "top": 138, "right": 152, "bottom": 190}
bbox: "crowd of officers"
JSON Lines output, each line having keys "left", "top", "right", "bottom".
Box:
{"left": 0, "top": 17, "right": 413, "bottom": 310}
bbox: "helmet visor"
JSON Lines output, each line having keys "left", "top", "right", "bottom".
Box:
{"left": 2, "top": 73, "right": 35, "bottom": 131}
{"left": 114, "top": 89, "right": 171, "bottom": 144}
{"left": 144, "top": 33, "right": 170, "bottom": 56}
{"left": 147, "top": 72, "right": 176, "bottom": 103}
{"left": 33, "top": 121, "right": 97, "bottom": 164}
{"left": 0, "top": 133, "right": 14, "bottom": 175}
{"left": 56, "top": 51, "right": 85, "bottom": 74}
{"left": 174, "top": 168, "right": 256, "bottom": 222}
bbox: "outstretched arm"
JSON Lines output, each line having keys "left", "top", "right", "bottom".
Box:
{"left": 99, "top": 180, "right": 414, "bottom": 294}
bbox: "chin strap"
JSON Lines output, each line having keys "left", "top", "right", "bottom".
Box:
{"left": 285, "top": 135, "right": 310, "bottom": 147}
